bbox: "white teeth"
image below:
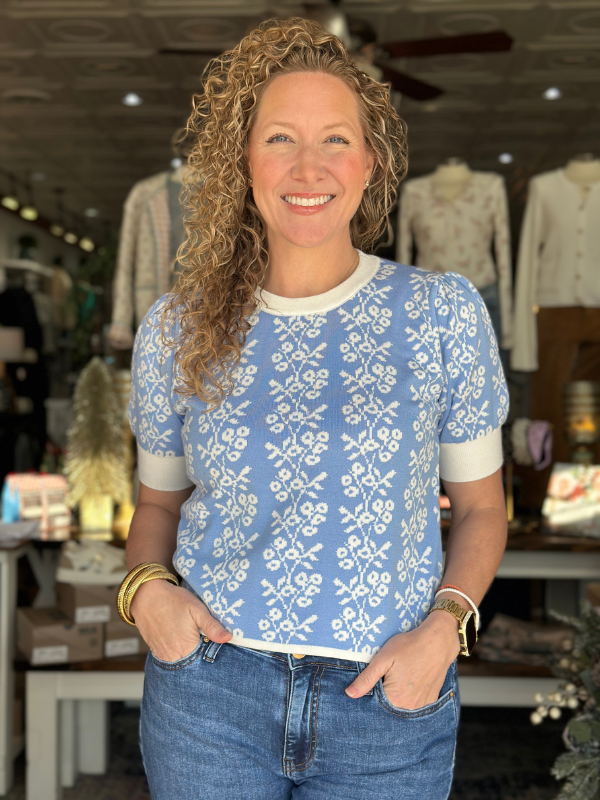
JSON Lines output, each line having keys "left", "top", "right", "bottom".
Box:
{"left": 283, "top": 195, "right": 333, "bottom": 206}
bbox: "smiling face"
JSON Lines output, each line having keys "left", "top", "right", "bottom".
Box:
{"left": 247, "top": 71, "right": 375, "bottom": 252}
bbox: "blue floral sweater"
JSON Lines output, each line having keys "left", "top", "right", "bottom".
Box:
{"left": 129, "top": 251, "right": 509, "bottom": 662}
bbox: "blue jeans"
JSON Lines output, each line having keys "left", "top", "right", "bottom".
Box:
{"left": 140, "top": 638, "right": 460, "bottom": 799}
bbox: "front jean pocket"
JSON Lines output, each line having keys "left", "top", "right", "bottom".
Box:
{"left": 375, "top": 663, "right": 457, "bottom": 718}
{"left": 151, "top": 640, "right": 204, "bottom": 671}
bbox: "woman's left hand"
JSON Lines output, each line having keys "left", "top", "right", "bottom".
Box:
{"left": 345, "top": 611, "right": 461, "bottom": 710}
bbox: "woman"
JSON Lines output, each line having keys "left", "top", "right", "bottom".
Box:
{"left": 125, "top": 17, "right": 508, "bottom": 800}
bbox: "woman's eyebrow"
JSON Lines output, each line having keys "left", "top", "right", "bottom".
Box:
{"left": 263, "top": 120, "right": 357, "bottom": 131}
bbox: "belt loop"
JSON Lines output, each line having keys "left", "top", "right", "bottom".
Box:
{"left": 202, "top": 638, "right": 225, "bottom": 663}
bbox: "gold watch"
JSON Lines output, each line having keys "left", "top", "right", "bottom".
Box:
{"left": 428, "top": 598, "right": 478, "bottom": 656}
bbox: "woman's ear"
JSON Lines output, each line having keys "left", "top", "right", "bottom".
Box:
{"left": 365, "top": 151, "right": 376, "bottom": 184}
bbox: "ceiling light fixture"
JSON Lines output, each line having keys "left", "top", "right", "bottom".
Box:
{"left": 543, "top": 87, "right": 562, "bottom": 100}
{"left": 64, "top": 232, "right": 78, "bottom": 245}
{"left": 20, "top": 206, "right": 38, "bottom": 221}
{"left": 84, "top": 208, "right": 99, "bottom": 218}
{"left": 122, "top": 92, "right": 143, "bottom": 106}
{"left": 50, "top": 224, "right": 65, "bottom": 237}
{"left": 79, "top": 237, "right": 95, "bottom": 252}
{"left": 1, "top": 196, "right": 19, "bottom": 211}
{"left": 498, "top": 153, "right": 513, "bottom": 164}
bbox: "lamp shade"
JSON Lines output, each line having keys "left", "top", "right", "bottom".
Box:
{"left": 0, "top": 327, "right": 25, "bottom": 362}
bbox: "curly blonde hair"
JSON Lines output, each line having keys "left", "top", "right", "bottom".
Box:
{"left": 165, "top": 16, "right": 408, "bottom": 408}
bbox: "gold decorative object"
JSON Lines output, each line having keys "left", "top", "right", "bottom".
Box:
{"left": 79, "top": 493, "right": 114, "bottom": 535}
{"left": 64, "top": 357, "right": 130, "bottom": 534}
{"left": 563, "top": 382, "right": 600, "bottom": 466}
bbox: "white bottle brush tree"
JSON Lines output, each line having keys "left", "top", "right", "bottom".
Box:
{"left": 531, "top": 604, "right": 600, "bottom": 800}
{"left": 65, "top": 357, "right": 130, "bottom": 531}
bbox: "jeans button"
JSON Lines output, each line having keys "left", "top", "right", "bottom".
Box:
{"left": 292, "top": 653, "right": 305, "bottom": 659}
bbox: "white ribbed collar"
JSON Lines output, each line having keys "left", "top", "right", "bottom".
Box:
{"left": 255, "top": 250, "right": 380, "bottom": 316}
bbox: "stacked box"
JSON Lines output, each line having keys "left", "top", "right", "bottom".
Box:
{"left": 17, "top": 607, "right": 103, "bottom": 665}
{"left": 104, "top": 619, "right": 149, "bottom": 658}
{"left": 56, "top": 582, "right": 120, "bottom": 624}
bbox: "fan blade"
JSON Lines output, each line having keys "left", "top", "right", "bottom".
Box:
{"left": 158, "top": 47, "right": 224, "bottom": 56}
{"left": 378, "top": 31, "right": 513, "bottom": 60}
{"left": 375, "top": 64, "right": 444, "bottom": 101}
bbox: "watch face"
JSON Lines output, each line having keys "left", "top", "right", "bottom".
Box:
{"left": 465, "top": 613, "right": 477, "bottom": 652}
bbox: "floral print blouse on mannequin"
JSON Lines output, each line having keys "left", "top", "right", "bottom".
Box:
{"left": 397, "top": 171, "right": 513, "bottom": 350}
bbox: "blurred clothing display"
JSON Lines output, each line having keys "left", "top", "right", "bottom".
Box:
{"left": 512, "top": 164, "right": 600, "bottom": 372}
{"left": 397, "top": 165, "right": 513, "bottom": 349}
{"left": 477, "top": 613, "right": 574, "bottom": 667}
{"left": 532, "top": 307, "right": 600, "bottom": 474}
{"left": 108, "top": 164, "right": 189, "bottom": 349}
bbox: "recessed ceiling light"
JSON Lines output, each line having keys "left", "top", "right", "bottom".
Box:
{"left": 50, "top": 224, "right": 65, "bottom": 237}
{"left": 122, "top": 92, "right": 143, "bottom": 107}
{"left": 64, "top": 232, "right": 78, "bottom": 245}
{"left": 498, "top": 153, "right": 513, "bottom": 164}
{"left": 171, "top": 158, "right": 182, "bottom": 169}
{"left": 31, "top": 172, "right": 46, "bottom": 182}
{"left": 543, "top": 87, "right": 562, "bottom": 100}
{"left": 20, "top": 206, "right": 38, "bottom": 221}
{"left": 84, "top": 208, "right": 99, "bottom": 218}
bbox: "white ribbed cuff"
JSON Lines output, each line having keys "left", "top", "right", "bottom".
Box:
{"left": 137, "top": 444, "right": 193, "bottom": 491}
{"left": 440, "top": 427, "right": 503, "bottom": 483}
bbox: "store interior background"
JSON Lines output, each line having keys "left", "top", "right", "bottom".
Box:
{"left": 1, "top": 1, "right": 600, "bottom": 798}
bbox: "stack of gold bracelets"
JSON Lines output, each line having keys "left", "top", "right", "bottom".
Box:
{"left": 117, "top": 562, "right": 179, "bottom": 626}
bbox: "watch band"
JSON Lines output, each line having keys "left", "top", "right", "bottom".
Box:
{"left": 428, "top": 597, "right": 477, "bottom": 656}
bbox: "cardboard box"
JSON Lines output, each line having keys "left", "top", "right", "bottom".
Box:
{"left": 56, "top": 582, "right": 120, "bottom": 624}
{"left": 17, "top": 607, "right": 103, "bottom": 665}
{"left": 104, "top": 619, "right": 149, "bottom": 658}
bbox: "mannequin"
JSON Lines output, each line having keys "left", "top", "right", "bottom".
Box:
{"left": 108, "top": 126, "right": 196, "bottom": 349}
{"left": 397, "top": 158, "right": 513, "bottom": 350}
{"left": 512, "top": 154, "right": 600, "bottom": 505}
{"left": 430, "top": 158, "right": 472, "bottom": 202}
{"left": 563, "top": 153, "right": 600, "bottom": 185}
{"left": 108, "top": 162, "right": 191, "bottom": 349}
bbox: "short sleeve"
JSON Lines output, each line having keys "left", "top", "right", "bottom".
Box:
{"left": 129, "top": 298, "right": 193, "bottom": 491}
{"left": 429, "top": 273, "right": 509, "bottom": 482}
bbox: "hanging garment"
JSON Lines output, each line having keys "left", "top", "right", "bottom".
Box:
{"left": 511, "top": 170, "right": 600, "bottom": 372}
{"left": 109, "top": 168, "right": 187, "bottom": 348}
{"left": 397, "top": 171, "right": 513, "bottom": 349}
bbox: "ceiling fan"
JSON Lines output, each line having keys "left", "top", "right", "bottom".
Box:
{"left": 158, "top": 1, "right": 513, "bottom": 102}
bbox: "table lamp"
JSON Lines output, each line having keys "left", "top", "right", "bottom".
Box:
{"left": 563, "top": 381, "right": 600, "bottom": 466}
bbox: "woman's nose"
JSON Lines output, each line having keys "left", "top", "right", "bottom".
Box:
{"left": 290, "top": 145, "right": 327, "bottom": 184}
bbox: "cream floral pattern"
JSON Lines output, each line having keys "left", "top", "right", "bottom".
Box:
{"left": 259, "top": 315, "right": 329, "bottom": 644}
{"left": 332, "top": 267, "right": 401, "bottom": 657}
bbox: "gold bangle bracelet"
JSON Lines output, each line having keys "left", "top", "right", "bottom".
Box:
{"left": 123, "top": 571, "right": 178, "bottom": 625}
{"left": 117, "top": 563, "right": 166, "bottom": 623}
{"left": 117, "top": 562, "right": 179, "bottom": 626}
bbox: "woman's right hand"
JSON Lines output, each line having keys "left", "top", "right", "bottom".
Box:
{"left": 130, "top": 579, "right": 232, "bottom": 662}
